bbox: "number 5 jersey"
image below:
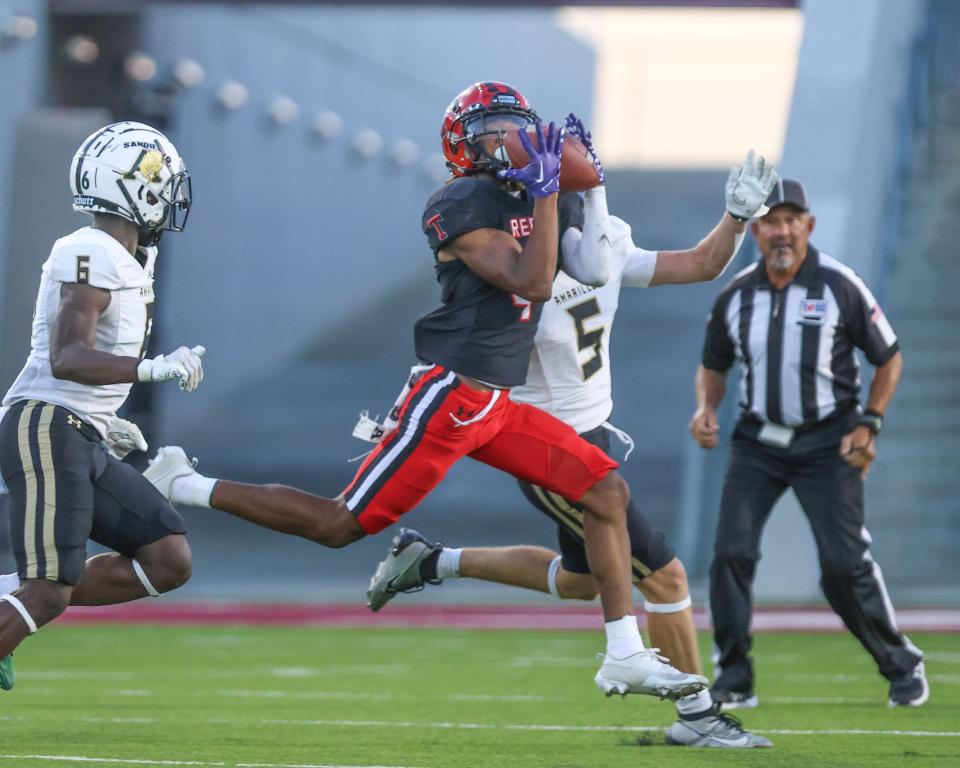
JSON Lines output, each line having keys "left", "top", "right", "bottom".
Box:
{"left": 511, "top": 215, "right": 658, "bottom": 434}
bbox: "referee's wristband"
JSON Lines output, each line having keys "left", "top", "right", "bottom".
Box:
{"left": 860, "top": 409, "right": 883, "bottom": 436}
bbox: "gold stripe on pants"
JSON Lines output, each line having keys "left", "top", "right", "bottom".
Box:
{"left": 16, "top": 402, "right": 58, "bottom": 580}
{"left": 534, "top": 484, "right": 654, "bottom": 579}
{"left": 37, "top": 405, "right": 58, "bottom": 579}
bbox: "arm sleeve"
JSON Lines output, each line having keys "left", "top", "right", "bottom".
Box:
{"left": 45, "top": 244, "right": 124, "bottom": 290}
{"left": 559, "top": 188, "right": 611, "bottom": 286}
{"left": 840, "top": 273, "right": 900, "bottom": 365}
{"left": 701, "top": 293, "right": 736, "bottom": 372}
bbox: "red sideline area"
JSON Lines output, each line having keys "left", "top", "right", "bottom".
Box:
{"left": 56, "top": 602, "right": 960, "bottom": 632}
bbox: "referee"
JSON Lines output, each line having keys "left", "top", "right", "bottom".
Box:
{"left": 689, "top": 179, "right": 927, "bottom": 709}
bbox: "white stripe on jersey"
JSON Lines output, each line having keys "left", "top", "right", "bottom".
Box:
{"left": 816, "top": 284, "right": 844, "bottom": 420}
{"left": 724, "top": 290, "right": 747, "bottom": 408}
{"left": 779, "top": 284, "right": 808, "bottom": 425}
{"left": 747, "top": 290, "right": 772, "bottom": 421}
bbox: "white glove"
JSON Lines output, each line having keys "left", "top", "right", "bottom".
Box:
{"left": 725, "top": 149, "right": 779, "bottom": 221}
{"left": 103, "top": 415, "right": 148, "bottom": 459}
{"left": 137, "top": 345, "right": 206, "bottom": 391}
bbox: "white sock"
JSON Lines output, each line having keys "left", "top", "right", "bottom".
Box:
{"left": 676, "top": 687, "right": 713, "bottom": 717}
{"left": 0, "top": 572, "right": 21, "bottom": 594}
{"left": 605, "top": 615, "right": 644, "bottom": 659}
{"left": 436, "top": 547, "right": 462, "bottom": 579}
{"left": 171, "top": 474, "right": 217, "bottom": 508}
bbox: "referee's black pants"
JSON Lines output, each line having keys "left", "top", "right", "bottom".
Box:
{"left": 709, "top": 419, "right": 922, "bottom": 692}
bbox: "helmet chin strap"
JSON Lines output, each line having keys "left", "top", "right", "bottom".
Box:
{"left": 138, "top": 226, "right": 163, "bottom": 247}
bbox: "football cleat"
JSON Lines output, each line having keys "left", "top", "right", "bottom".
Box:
{"left": 0, "top": 653, "right": 13, "bottom": 691}
{"left": 595, "top": 649, "right": 708, "bottom": 700}
{"left": 366, "top": 528, "right": 443, "bottom": 613}
{"left": 143, "top": 446, "right": 198, "bottom": 504}
{"left": 665, "top": 705, "right": 773, "bottom": 748}
{"left": 888, "top": 661, "right": 929, "bottom": 707}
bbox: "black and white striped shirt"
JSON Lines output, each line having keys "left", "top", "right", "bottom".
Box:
{"left": 702, "top": 246, "right": 899, "bottom": 428}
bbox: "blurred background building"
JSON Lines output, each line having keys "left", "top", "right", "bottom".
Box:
{"left": 0, "top": 0, "right": 956, "bottom": 605}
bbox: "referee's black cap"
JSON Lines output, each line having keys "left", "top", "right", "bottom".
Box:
{"left": 764, "top": 178, "right": 809, "bottom": 212}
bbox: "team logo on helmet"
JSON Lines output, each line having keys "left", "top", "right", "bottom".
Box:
{"left": 137, "top": 150, "right": 164, "bottom": 182}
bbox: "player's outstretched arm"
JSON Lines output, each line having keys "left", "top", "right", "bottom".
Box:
{"left": 561, "top": 187, "right": 612, "bottom": 287}
{"left": 560, "top": 114, "right": 611, "bottom": 287}
{"left": 645, "top": 150, "right": 778, "bottom": 287}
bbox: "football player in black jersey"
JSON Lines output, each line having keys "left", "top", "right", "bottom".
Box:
{"left": 145, "top": 81, "right": 706, "bottom": 701}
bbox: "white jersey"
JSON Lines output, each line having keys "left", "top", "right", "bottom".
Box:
{"left": 511, "top": 216, "right": 657, "bottom": 434}
{"left": 3, "top": 227, "right": 157, "bottom": 439}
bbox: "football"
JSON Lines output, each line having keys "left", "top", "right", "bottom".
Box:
{"left": 503, "top": 127, "right": 602, "bottom": 192}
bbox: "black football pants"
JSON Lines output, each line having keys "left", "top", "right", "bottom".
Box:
{"left": 709, "top": 432, "right": 922, "bottom": 691}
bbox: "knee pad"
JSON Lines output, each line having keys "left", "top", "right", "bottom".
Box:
{"left": 644, "top": 595, "right": 692, "bottom": 614}
{"left": 0, "top": 594, "right": 38, "bottom": 634}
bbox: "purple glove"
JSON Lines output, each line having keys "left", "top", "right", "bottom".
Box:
{"left": 497, "top": 120, "right": 563, "bottom": 198}
{"left": 565, "top": 112, "right": 604, "bottom": 184}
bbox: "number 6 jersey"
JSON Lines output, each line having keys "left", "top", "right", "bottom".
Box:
{"left": 2, "top": 227, "right": 156, "bottom": 439}
{"left": 511, "top": 216, "right": 658, "bottom": 434}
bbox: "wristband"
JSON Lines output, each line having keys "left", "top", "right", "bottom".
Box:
{"left": 860, "top": 409, "right": 883, "bottom": 436}
{"left": 136, "top": 358, "right": 153, "bottom": 382}
{"left": 727, "top": 211, "right": 749, "bottom": 223}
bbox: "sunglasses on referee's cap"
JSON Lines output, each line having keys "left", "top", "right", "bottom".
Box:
{"left": 764, "top": 178, "right": 809, "bottom": 212}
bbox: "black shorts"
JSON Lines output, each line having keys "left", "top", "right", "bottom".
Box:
{"left": 517, "top": 423, "right": 675, "bottom": 581}
{"left": 0, "top": 400, "right": 186, "bottom": 585}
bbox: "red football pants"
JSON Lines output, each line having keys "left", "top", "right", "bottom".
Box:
{"left": 343, "top": 365, "right": 617, "bottom": 534}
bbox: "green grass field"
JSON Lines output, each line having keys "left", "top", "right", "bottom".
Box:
{"left": 2, "top": 625, "right": 957, "bottom": 768}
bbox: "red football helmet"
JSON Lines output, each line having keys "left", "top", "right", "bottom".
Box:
{"left": 441, "top": 81, "right": 538, "bottom": 176}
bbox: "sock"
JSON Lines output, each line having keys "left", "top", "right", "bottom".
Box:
{"left": 436, "top": 547, "right": 462, "bottom": 580}
{"left": 171, "top": 473, "right": 216, "bottom": 508}
{"left": 676, "top": 688, "right": 714, "bottom": 717}
{"left": 0, "top": 573, "right": 21, "bottom": 594}
{"left": 605, "top": 615, "right": 644, "bottom": 659}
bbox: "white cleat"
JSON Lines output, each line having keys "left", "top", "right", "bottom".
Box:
{"left": 665, "top": 705, "right": 773, "bottom": 748}
{"left": 143, "top": 445, "right": 198, "bottom": 503}
{"left": 595, "top": 649, "right": 708, "bottom": 700}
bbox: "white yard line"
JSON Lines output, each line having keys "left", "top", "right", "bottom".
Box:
{"left": 217, "top": 689, "right": 558, "bottom": 703}
{"left": 0, "top": 759, "right": 416, "bottom": 768}
{"left": 6, "top": 716, "right": 959, "bottom": 742}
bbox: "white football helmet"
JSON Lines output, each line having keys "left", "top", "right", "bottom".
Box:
{"left": 69, "top": 121, "right": 192, "bottom": 246}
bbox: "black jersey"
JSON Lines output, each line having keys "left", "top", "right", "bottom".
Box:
{"left": 414, "top": 175, "right": 584, "bottom": 388}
